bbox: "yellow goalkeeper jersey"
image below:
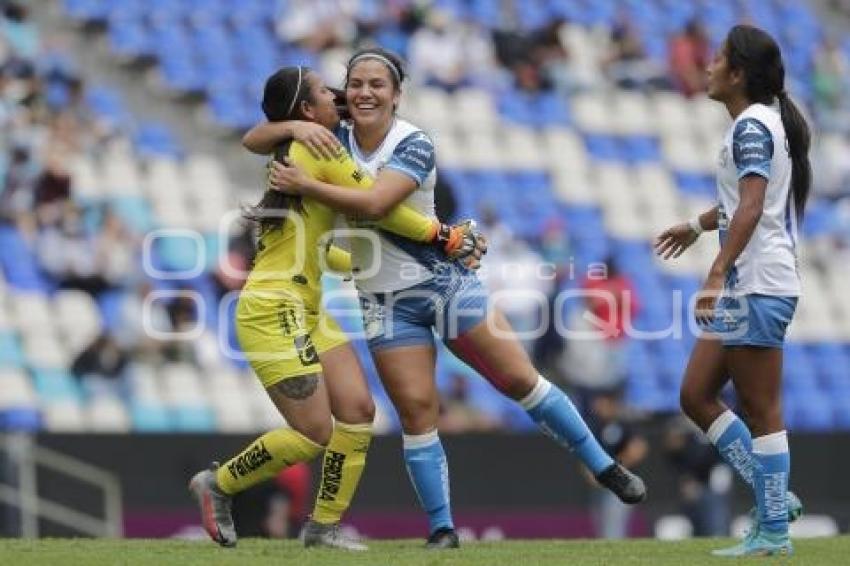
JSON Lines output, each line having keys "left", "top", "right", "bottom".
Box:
{"left": 244, "top": 140, "right": 436, "bottom": 307}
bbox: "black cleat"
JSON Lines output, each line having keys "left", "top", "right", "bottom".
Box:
{"left": 596, "top": 463, "right": 647, "bottom": 504}
{"left": 425, "top": 527, "right": 460, "bottom": 549}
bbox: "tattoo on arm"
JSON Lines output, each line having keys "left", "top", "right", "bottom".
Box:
{"left": 272, "top": 373, "right": 320, "bottom": 400}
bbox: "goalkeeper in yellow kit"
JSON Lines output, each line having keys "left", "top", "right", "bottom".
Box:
{"left": 189, "top": 66, "right": 484, "bottom": 550}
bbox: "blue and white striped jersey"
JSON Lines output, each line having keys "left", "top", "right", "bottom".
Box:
{"left": 716, "top": 102, "right": 801, "bottom": 297}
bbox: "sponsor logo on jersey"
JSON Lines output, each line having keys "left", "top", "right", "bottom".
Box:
{"left": 294, "top": 333, "right": 319, "bottom": 366}
{"left": 227, "top": 440, "right": 273, "bottom": 479}
{"left": 317, "top": 450, "right": 346, "bottom": 501}
{"left": 740, "top": 120, "right": 765, "bottom": 137}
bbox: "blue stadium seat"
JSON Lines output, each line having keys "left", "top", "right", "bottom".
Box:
{"left": 621, "top": 136, "right": 661, "bottom": 163}
{"left": 63, "top": 0, "right": 108, "bottom": 23}
{"left": 159, "top": 55, "right": 205, "bottom": 94}
{"left": 0, "top": 226, "right": 50, "bottom": 292}
{"left": 109, "top": 196, "right": 154, "bottom": 234}
{"left": 97, "top": 289, "right": 129, "bottom": 335}
{"left": 674, "top": 172, "right": 715, "bottom": 198}
{"left": 533, "top": 92, "right": 572, "bottom": 127}
{"left": 584, "top": 134, "right": 621, "bottom": 161}
{"left": 134, "top": 123, "right": 182, "bottom": 158}
{"left": 497, "top": 91, "right": 536, "bottom": 126}
{"left": 108, "top": 21, "right": 153, "bottom": 60}
{"left": 130, "top": 402, "right": 173, "bottom": 432}
{"left": 173, "top": 406, "right": 217, "bottom": 432}
{"left": 0, "top": 332, "right": 25, "bottom": 369}
{"left": 786, "top": 393, "right": 835, "bottom": 432}
{"left": 0, "top": 408, "right": 42, "bottom": 432}
{"left": 34, "top": 369, "right": 82, "bottom": 403}
{"left": 85, "top": 86, "right": 127, "bottom": 124}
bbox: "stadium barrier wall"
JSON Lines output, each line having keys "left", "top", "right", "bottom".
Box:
{"left": 1, "top": 431, "right": 848, "bottom": 538}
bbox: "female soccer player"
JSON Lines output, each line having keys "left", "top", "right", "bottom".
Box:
{"left": 655, "top": 25, "right": 810, "bottom": 557}
{"left": 189, "top": 66, "right": 482, "bottom": 550}
{"left": 247, "top": 48, "right": 646, "bottom": 549}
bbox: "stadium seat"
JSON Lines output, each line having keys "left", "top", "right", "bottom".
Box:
{"left": 42, "top": 400, "right": 86, "bottom": 432}
{"left": 130, "top": 402, "right": 173, "bottom": 432}
{"left": 0, "top": 331, "right": 25, "bottom": 369}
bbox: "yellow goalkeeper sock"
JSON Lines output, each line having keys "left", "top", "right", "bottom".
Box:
{"left": 312, "top": 421, "right": 373, "bottom": 524}
{"left": 215, "top": 428, "right": 323, "bottom": 495}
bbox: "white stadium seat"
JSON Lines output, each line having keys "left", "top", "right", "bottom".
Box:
{"left": 86, "top": 396, "right": 132, "bottom": 432}
{"left": 42, "top": 399, "right": 86, "bottom": 432}
{"left": 0, "top": 370, "right": 37, "bottom": 408}
{"left": 611, "top": 91, "right": 656, "bottom": 136}
{"left": 69, "top": 155, "right": 104, "bottom": 200}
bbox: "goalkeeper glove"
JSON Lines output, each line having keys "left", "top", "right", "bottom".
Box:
{"left": 432, "top": 219, "right": 488, "bottom": 270}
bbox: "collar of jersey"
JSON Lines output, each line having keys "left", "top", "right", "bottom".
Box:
{"left": 350, "top": 117, "right": 397, "bottom": 163}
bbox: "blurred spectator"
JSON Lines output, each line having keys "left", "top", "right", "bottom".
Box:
{"left": 586, "top": 388, "right": 648, "bottom": 538}
{"left": 114, "top": 281, "right": 171, "bottom": 362}
{"left": 1, "top": 2, "right": 38, "bottom": 60}
{"left": 479, "top": 209, "right": 554, "bottom": 352}
{"left": 664, "top": 417, "right": 732, "bottom": 536}
{"left": 71, "top": 333, "right": 130, "bottom": 382}
{"left": 0, "top": 143, "right": 37, "bottom": 228}
{"left": 438, "top": 373, "right": 501, "bottom": 433}
{"left": 668, "top": 20, "right": 710, "bottom": 97}
{"left": 232, "top": 463, "right": 311, "bottom": 539}
{"left": 529, "top": 18, "right": 575, "bottom": 93}
{"left": 407, "top": 9, "right": 499, "bottom": 92}
{"left": 602, "top": 13, "right": 669, "bottom": 91}
{"left": 36, "top": 204, "right": 115, "bottom": 295}
{"left": 812, "top": 37, "right": 850, "bottom": 133}
{"left": 581, "top": 257, "right": 639, "bottom": 344}
{"left": 560, "top": 257, "right": 638, "bottom": 391}
{"left": 275, "top": 0, "right": 356, "bottom": 52}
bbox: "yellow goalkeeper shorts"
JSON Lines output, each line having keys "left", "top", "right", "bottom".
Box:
{"left": 235, "top": 289, "right": 348, "bottom": 388}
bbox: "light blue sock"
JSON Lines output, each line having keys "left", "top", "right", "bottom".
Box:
{"left": 706, "top": 410, "right": 756, "bottom": 489}
{"left": 403, "top": 430, "right": 453, "bottom": 534}
{"left": 752, "top": 431, "right": 790, "bottom": 535}
{"left": 520, "top": 376, "right": 614, "bottom": 475}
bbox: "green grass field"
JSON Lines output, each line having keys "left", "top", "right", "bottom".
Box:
{"left": 1, "top": 537, "right": 849, "bottom": 566}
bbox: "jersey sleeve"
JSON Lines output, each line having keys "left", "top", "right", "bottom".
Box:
{"left": 325, "top": 243, "right": 352, "bottom": 274}
{"left": 732, "top": 118, "right": 773, "bottom": 180}
{"left": 384, "top": 131, "right": 436, "bottom": 187}
{"left": 321, "top": 146, "right": 437, "bottom": 243}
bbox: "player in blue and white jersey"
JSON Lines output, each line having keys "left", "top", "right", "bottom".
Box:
{"left": 248, "top": 47, "right": 646, "bottom": 549}
{"left": 656, "top": 25, "right": 811, "bottom": 557}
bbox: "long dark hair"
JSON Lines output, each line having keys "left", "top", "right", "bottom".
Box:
{"left": 244, "top": 66, "right": 315, "bottom": 232}
{"left": 725, "top": 25, "right": 811, "bottom": 221}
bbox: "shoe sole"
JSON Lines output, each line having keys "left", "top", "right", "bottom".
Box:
{"left": 188, "top": 475, "right": 236, "bottom": 548}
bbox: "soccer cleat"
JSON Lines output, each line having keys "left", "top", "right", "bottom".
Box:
{"left": 425, "top": 527, "right": 460, "bottom": 549}
{"left": 712, "top": 528, "right": 793, "bottom": 557}
{"left": 188, "top": 462, "right": 237, "bottom": 548}
{"left": 595, "top": 463, "right": 647, "bottom": 504}
{"left": 302, "top": 520, "right": 368, "bottom": 551}
{"left": 747, "top": 490, "right": 803, "bottom": 524}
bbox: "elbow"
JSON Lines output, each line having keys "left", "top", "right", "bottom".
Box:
{"left": 362, "top": 200, "right": 393, "bottom": 220}
{"left": 241, "top": 132, "right": 257, "bottom": 152}
{"left": 241, "top": 132, "right": 266, "bottom": 154}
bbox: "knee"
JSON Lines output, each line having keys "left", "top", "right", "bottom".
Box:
{"left": 346, "top": 397, "right": 376, "bottom": 425}
{"left": 292, "top": 417, "right": 333, "bottom": 447}
{"left": 397, "top": 396, "right": 439, "bottom": 434}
